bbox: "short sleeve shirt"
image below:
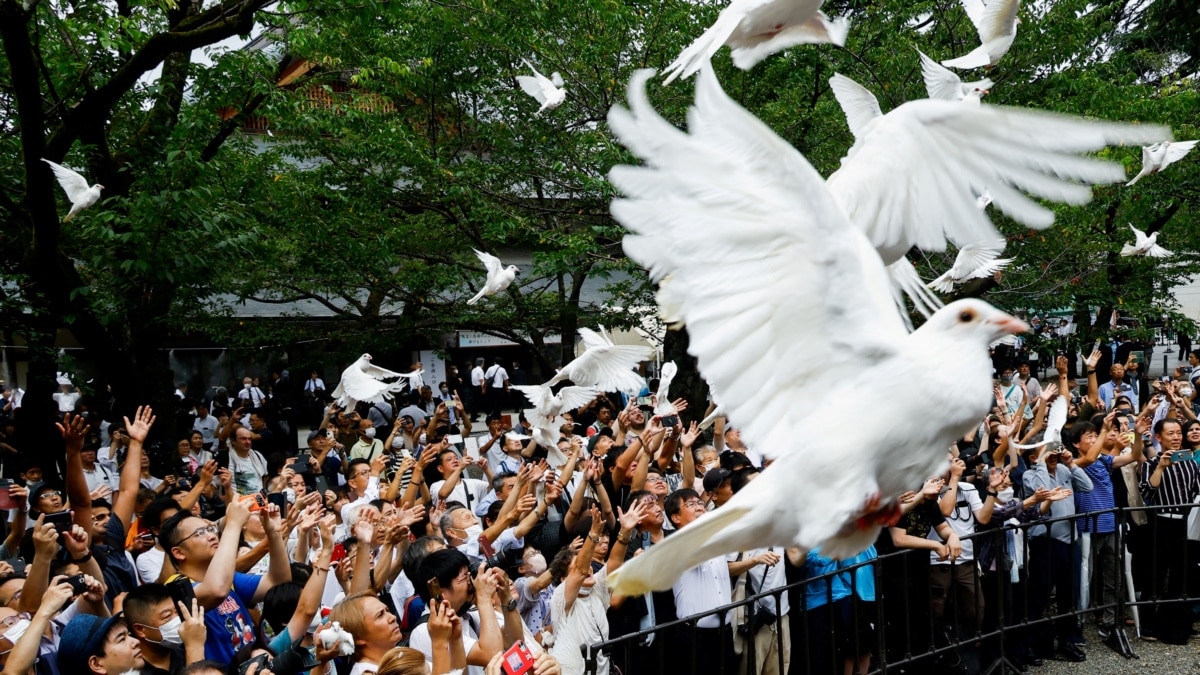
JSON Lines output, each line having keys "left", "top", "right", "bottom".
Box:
{"left": 200, "top": 571, "right": 262, "bottom": 664}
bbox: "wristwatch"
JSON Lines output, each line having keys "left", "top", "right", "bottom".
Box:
{"left": 504, "top": 598, "right": 519, "bottom": 612}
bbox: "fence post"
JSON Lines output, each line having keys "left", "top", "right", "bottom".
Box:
{"left": 1108, "top": 507, "right": 1137, "bottom": 658}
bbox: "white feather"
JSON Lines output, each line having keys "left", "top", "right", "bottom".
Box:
{"left": 330, "top": 354, "right": 414, "bottom": 409}
{"left": 41, "top": 158, "right": 104, "bottom": 222}
{"left": 546, "top": 327, "right": 652, "bottom": 394}
{"left": 941, "top": 0, "right": 1020, "bottom": 69}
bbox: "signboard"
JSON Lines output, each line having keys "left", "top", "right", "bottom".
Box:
{"left": 457, "top": 331, "right": 561, "bottom": 348}
{"left": 417, "top": 350, "right": 446, "bottom": 391}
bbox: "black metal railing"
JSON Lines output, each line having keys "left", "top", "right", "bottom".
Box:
{"left": 582, "top": 503, "right": 1200, "bottom": 675}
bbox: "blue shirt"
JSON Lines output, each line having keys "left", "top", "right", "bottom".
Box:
{"left": 198, "top": 572, "right": 262, "bottom": 664}
{"left": 1098, "top": 379, "right": 1138, "bottom": 411}
{"left": 1076, "top": 454, "right": 1116, "bottom": 534}
{"left": 801, "top": 546, "right": 877, "bottom": 610}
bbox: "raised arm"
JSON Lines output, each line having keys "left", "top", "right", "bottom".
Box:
{"left": 116, "top": 406, "right": 157, "bottom": 529}
{"left": 284, "top": 514, "right": 336, "bottom": 642}
{"left": 194, "top": 499, "right": 253, "bottom": 609}
{"left": 678, "top": 422, "right": 699, "bottom": 491}
{"left": 57, "top": 414, "right": 92, "bottom": 531}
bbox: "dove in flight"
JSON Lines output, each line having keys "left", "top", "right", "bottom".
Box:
{"left": 41, "top": 159, "right": 104, "bottom": 222}
{"left": 653, "top": 361, "right": 679, "bottom": 418}
{"left": 331, "top": 354, "right": 418, "bottom": 410}
{"left": 545, "top": 326, "right": 652, "bottom": 394}
{"left": 824, "top": 71, "right": 1170, "bottom": 317}
{"left": 1011, "top": 395, "right": 1068, "bottom": 451}
{"left": 1126, "top": 140, "right": 1198, "bottom": 186}
{"left": 516, "top": 59, "right": 566, "bottom": 114}
{"left": 928, "top": 240, "right": 1014, "bottom": 293}
{"left": 919, "top": 50, "right": 992, "bottom": 104}
{"left": 603, "top": 67, "right": 1032, "bottom": 595}
{"left": 662, "top": 0, "right": 849, "bottom": 84}
{"left": 1120, "top": 224, "right": 1172, "bottom": 258}
{"left": 467, "top": 250, "right": 519, "bottom": 305}
{"left": 941, "top": 0, "right": 1020, "bottom": 69}
{"left": 516, "top": 383, "right": 599, "bottom": 460}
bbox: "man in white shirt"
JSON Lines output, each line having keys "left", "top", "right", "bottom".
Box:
{"left": 229, "top": 427, "right": 269, "bottom": 494}
{"left": 80, "top": 445, "right": 119, "bottom": 495}
{"left": 482, "top": 358, "right": 508, "bottom": 418}
{"left": 667, "top": 488, "right": 735, "bottom": 674}
{"left": 429, "top": 446, "right": 489, "bottom": 511}
{"left": 469, "top": 358, "right": 486, "bottom": 422}
{"left": 726, "top": 468, "right": 790, "bottom": 675}
{"left": 192, "top": 402, "right": 219, "bottom": 451}
{"left": 339, "top": 456, "right": 385, "bottom": 531}
{"left": 237, "top": 377, "right": 267, "bottom": 408}
{"left": 52, "top": 380, "right": 80, "bottom": 414}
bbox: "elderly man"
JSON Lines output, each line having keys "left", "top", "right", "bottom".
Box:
{"left": 1098, "top": 362, "right": 1138, "bottom": 411}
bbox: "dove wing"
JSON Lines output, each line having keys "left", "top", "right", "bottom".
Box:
{"left": 952, "top": 239, "right": 1007, "bottom": 277}
{"left": 474, "top": 249, "right": 503, "bottom": 277}
{"left": 826, "top": 84, "right": 1172, "bottom": 263}
{"left": 337, "top": 367, "right": 399, "bottom": 405}
{"left": 1129, "top": 224, "right": 1148, "bottom": 246}
{"left": 608, "top": 68, "right": 907, "bottom": 453}
{"left": 977, "top": 0, "right": 1019, "bottom": 43}
{"left": 556, "top": 386, "right": 602, "bottom": 414}
{"left": 577, "top": 327, "right": 614, "bottom": 350}
{"left": 41, "top": 159, "right": 92, "bottom": 201}
{"left": 1147, "top": 244, "right": 1173, "bottom": 258}
{"left": 361, "top": 362, "right": 407, "bottom": 379}
{"left": 829, "top": 73, "right": 882, "bottom": 138}
{"left": 1044, "top": 396, "right": 1067, "bottom": 445}
{"left": 1163, "top": 140, "right": 1198, "bottom": 166}
{"left": 516, "top": 75, "right": 549, "bottom": 103}
{"left": 919, "top": 50, "right": 964, "bottom": 101}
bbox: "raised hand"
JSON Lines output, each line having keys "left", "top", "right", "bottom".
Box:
{"left": 123, "top": 406, "right": 156, "bottom": 443}
{"left": 62, "top": 524, "right": 90, "bottom": 559}
{"left": 56, "top": 413, "right": 91, "bottom": 452}
{"left": 178, "top": 598, "right": 207, "bottom": 647}
{"left": 428, "top": 599, "right": 454, "bottom": 642}
{"left": 922, "top": 477, "right": 945, "bottom": 498}
{"left": 1040, "top": 382, "right": 1059, "bottom": 402}
{"left": 396, "top": 502, "right": 425, "bottom": 529}
{"left": 618, "top": 500, "right": 646, "bottom": 531}
{"left": 679, "top": 421, "right": 700, "bottom": 448}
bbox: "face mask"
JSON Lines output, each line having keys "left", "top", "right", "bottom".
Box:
{"left": 999, "top": 375, "right": 1013, "bottom": 385}
{"left": 462, "top": 524, "right": 483, "bottom": 541}
{"left": 3, "top": 619, "right": 30, "bottom": 645}
{"left": 152, "top": 616, "right": 183, "bottom": 646}
{"left": 997, "top": 487, "right": 1014, "bottom": 504}
{"left": 440, "top": 388, "right": 449, "bottom": 396}
{"left": 703, "top": 462, "right": 718, "bottom": 472}
{"left": 524, "top": 553, "right": 547, "bottom": 575}
{"left": 1182, "top": 387, "right": 1194, "bottom": 398}
{"left": 364, "top": 428, "right": 376, "bottom": 439}
{"left": 391, "top": 437, "right": 404, "bottom": 449}
{"left": 284, "top": 488, "right": 296, "bottom": 504}
{"left": 244, "top": 383, "right": 251, "bottom": 389}
{"left": 419, "top": 433, "right": 427, "bottom": 445}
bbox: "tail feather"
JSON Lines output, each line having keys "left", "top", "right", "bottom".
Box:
{"left": 608, "top": 504, "right": 754, "bottom": 596}
{"left": 1119, "top": 243, "right": 1138, "bottom": 257}
{"left": 467, "top": 288, "right": 486, "bottom": 305}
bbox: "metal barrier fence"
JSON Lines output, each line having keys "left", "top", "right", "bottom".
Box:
{"left": 581, "top": 503, "right": 1200, "bottom": 675}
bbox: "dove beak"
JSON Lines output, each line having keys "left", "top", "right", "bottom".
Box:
{"left": 989, "top": 313, "right": 1029, "bottom": 337}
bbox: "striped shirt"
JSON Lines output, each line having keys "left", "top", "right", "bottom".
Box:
{"left": 1139, "top": 454, "right": 1200, "bottom": 515}
{"left": 1075, "top": 454, "right": 1116, "bottom": 533}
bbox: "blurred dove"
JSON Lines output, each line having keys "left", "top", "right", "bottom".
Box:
{"left": 919, "top": 50, "right": 992, "bottom": 104}
{"left": 928, "top": 240, "right": 1013, "bottom": 293}
{"left": 654, "top": 361, "right": 678, "bottom": 417}
{"left": 1126, "top": 140, "right": 1198, "bottom": 185}
{"left": 546, "top": 326, "right": 652, "bottom": 394}
{"left": 331, "top": 354, "right": 418, "bottom": 409}
{"left": 942, "top": 0, "right": 1020, "bottom": 69}
{"left": 1011, "top": 396, "right": 1068, "bottom": 450}
{"left": 516, "top": 59, "right": 566, "bottom": 114}
{"left": 976, "top": 190, "right": 993, "bottom": 209}
{"left": 662, "top": 0, "right": 848, "bottom": 84}
{"left": 517, "top": 383, "right": 599, "bottom": 456}
{"left": 467, "top": 250, "right": 519, "bottom": 305}
{"left": 1120, "top": 224, "right": 1172, "bottom": 258}
{"left": 41, "top": 158, "right": 103, "bottom": 221}
{"left": 604, "top": 67, "right": 1031, "bottom": 595}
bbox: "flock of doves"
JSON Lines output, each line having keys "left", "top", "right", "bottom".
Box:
{"left": 33, "top": 0, "right": 1200, "bottom": 593}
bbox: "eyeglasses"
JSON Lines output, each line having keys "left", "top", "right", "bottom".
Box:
{"left": 453, "top": 569, "right": 471, "bottom": 584}
{"left": 351, "top": 469, "right": 371, "bottom": 478}
{"left": 174, "top": 524, "right": 218, "bottom": 546}
{"left": 0, "top": 616, "right": 21, "bottom": 630}
{"left": 645, "top": 475, "right": 666, "bottom": 484}
{"left": 37, "top": 491, "right": 62, "bottom": 500}
{"left": 683, "top": 499, "right": 705, "bottom": 509}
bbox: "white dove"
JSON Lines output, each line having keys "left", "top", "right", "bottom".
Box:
{"left": 825, "top": 72, "right": 1170, "bottom": 317}
{"left": 653, "top": 361, "right": 679, "bottom": 418}
{"left": 467, "top": 250, "right": 519, "bottom": 305}
{"left": 662, "top": 0, "right": 849, "bottom": 84}
{"left": 1126, "top": 140, "right": 1198, "bottom": 185}
{"left": 1120, "top": 223, "right": 1172, "bottom": 258}
{"left": 516, "top": 383, "right": 599, "bottom": 460}
{"left": 516, "top": 59, "right": 566, "bottom": 114}
{"left": 919, "top": 49, "right": 992, "bottom": 104}
{"left": 928, "top": 240, "right": 1014, "bottom": 293}
{"left": 41, "top": 158, "right": 104, "bottom": 222}
{"left": 941, "top": 0, "right": 1020, "bottom": 70}
{"left": 331, "top": 354, "right": 416, "bottom": 409}
{"left": 698, "top": 396, "right": 727, "bottom": 430}
{"left": 319, "top": 622, "right": 355, "bottom": 657}
{"left": 1010, "top": 396, "right": 1068, "bottom": 451}
{"left": 603, "top": 67, "right": 1031, "bottom": 595}
{"left": 545, "top": 327, "right": 652, "bottom": 394}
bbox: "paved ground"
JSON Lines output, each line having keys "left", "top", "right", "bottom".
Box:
{"left": 1030, "top": 626, "right": 1200, "bottom": 675}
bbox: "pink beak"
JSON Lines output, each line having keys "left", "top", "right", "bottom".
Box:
{"left": 991, "top": 313, "right": 1029, "bottom": 335}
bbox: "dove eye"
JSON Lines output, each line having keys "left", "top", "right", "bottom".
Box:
{"left": 959, "top": 310, "right": 975, "bottom": 322}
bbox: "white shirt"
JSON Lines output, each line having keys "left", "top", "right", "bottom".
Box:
{"left": 304, "top": 378, "right": 325, "bottom": 393}
{"left": 550, "top": 567, "right": 612, "bottom": 674}
{"left": 339, "top": 477, "right": 381, "bottom": 532}
{"left": 409, "top": 608, "right": 542, "bottom": 675}
{"left": 229, "top": 450, "right": 268, "bottom": 494}
{"left": 82, "top": 463, "right": 119, "bottom": 494}
{"left": 727, "top": 547, "right": 789, "bottom": 616}
{"left": 429, "top": 477, "right": 489, "bottom": 509}
{"left": 237, "top": 386, "right": 267, "bottom": 407}
{"left": 928, "top": 482, "right": 984, "bottom": 564}
{"left": 673, "top": 554, "right": 732, "bottom": 629}
{"left": 347, "top": 661, "right": 378, "bottom": 675}
{"left": 484, "top": 366, "right": 508, "bottom": 388}
{"left": 470, "top": 367, "right": 485, "bottom": 387}
{"left": 456, "top": 526, "right": 523, "bottom": 560}
{"left": 193, "top": 415, "right": 219, "bottom": 446}
{"left": 137, "top": 546, "right": 165, "bottom": 584}
{"left": 52, "top": 391, "right": 80, "bottom": 413}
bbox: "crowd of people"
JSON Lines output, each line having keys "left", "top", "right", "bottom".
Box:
{"left": 0, "top": 336, "right": 1199, "bottom": 675}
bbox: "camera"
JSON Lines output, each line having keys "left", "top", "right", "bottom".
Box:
{"left": 58, "top": 574, "right": 89, "bottom": 596}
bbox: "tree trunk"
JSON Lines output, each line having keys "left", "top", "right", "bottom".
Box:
{"left": 662, "top": 326, "right": 708, "bottom": 427}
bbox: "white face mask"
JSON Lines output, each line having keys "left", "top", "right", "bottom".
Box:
{"left": 364, "top": 428, "right": 376, "bottom": 439}
{"left": 152, "top": 616, "right": 184, "bottom": 646}
{"left": 1181, "top": 387, "right": 1194, "bottom": 398}
{"left": 3, "top": 618, "right": 30, "bottom": 645}
{"left": 997, "top": 487, "right": 1015, "bottom": 504}
{"left": 419, "top": 433, "right": 427, "bottom": 445}
{"left": 524, "top": 553, "right": 547, "bottom": 575}
{"left": 391, "top": 437, "right": 404, "bottom": 449}
{"left": 284, "top": 487, "right": 296, "bottom": 504}
{"left": 440, "top": 388, "right": 449, "bottom": 396}
{"left": 462, "top": 524, "right": 484, "bottom": 541}
{"left": 244, "top": 383, "right": 252, "bottom": 389}
{"left": 703, "top": 462, "right": 718, "bottom": 472}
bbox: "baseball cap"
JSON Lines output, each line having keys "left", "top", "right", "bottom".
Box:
{"left": 57, "top": 613, "right": 125, "bottom": 674}
{"left": 703, "top": 468, "right": 732, "bottom": 493}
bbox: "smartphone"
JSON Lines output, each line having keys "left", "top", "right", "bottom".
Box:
{"left": 637, "top": 396, "right": 653, "bottom": 407}
{"left": 331, "top": 543, "right": 347, "bottom": 564}
{"left": 500, "top": 641, "right": 536, "bottom": 675}
{"left": 240, "top": 493, "right": 267, "bottom": 512}
{"left": 166, "top": 574, "right": 196, "bottom": 613}
{"left": 1133, "top": 351, "right": 1146, "bottom": 365}
{"left": 237, "top": 653, "right": 271, "bottom": 675}
{"left": 661, "top": 414, "right": 679, "bottom": 428}
{"left": 292, "top": 453, "right": 312, "bottom": 474}
{"left": 266, "top": 492, "right": 287, "bottom": 519}
{"left": 427, "top": 577, "right": 443, "bottom": 601}
{"left": 1177, "top": 450, "right": 1194, "bottom": 463}
{"left": 314, "top": 475, "right": 330, "bottom": 496}
{"left": 58, "top": 574, "right": 89, "bottom": 596}
{"left": 44, "top": 510, "right": 72, "bottom": 534}
{"left": 0, "top": 479, "right": 14, "bottom": 510}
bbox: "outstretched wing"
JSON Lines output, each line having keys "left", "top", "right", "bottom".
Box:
{"left": 1043, "top": 396, "right": 1068, "bottom": 445}
{"left": 977, "top": 0, "right": 1019, "bottom": 43}
{"left": 952, "top": 239, "right": 1007, "bottom": 277}
{"left": 608, "top": 68, "right": 906, "bottom": 456}
{"left": 516, "top": 75, "right": 548, "bottom": 103}
{"left": 1163, "top": 140, "right": 1198, "bottom": 165}
{"left": 826, "top": 75, "right": 1172, "bottom": 262}
{"left": 556, "top": 385, "right": 602, "bottom": 414}
{"left": 474, "top": 249, "right": 503, "bottom": 276}
{"left": 919, "top": 50, "right": 964, "bottom": 101}
{"left": 41, "top": 159, "right": 91, "bottom": 201}
{"left": 361, "top": 362, "right": 406, "bottom": 379}
{"left": 829, "top": 73, "right": 882, "bottom": 138}
{"left": 1128, "top": 223, "right": 1148, "bottom": 247}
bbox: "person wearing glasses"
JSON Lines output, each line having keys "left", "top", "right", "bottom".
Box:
{"left": 157, "top": 496, "right": 291, "bottom": 665}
